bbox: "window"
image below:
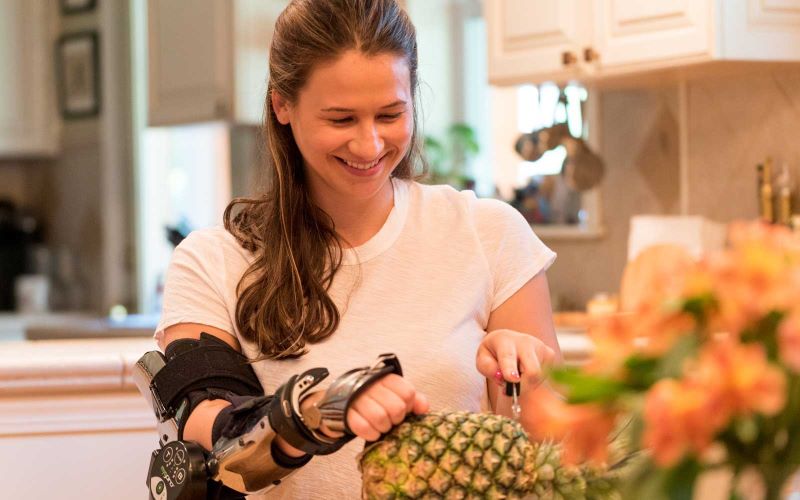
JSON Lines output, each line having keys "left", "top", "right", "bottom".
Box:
{"left": 456, "top": 10, "right": 603, "bottom": 238}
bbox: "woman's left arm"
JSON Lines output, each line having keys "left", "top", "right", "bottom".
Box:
{"left": 477, "top": 270, "right": 562, "bottom": 416}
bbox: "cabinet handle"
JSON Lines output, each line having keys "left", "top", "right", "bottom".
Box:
{"left": 583, "top": 47, "right": 599, "bottom": 63}
{"left": 561, "top": 51, "right": 578, "bottom": 66}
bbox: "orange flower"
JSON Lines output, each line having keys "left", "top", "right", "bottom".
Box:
{"left": 522, "top": 385, "right": 616, "bottom": 466}
{"left": 779, "top": 309, "right": 800, "bottom": 373}
{"left": 703, "top": 222, "right": 800, "bottom": 335}
{"left": 584, "top": 313, "right": 639, "bottom": 377}
{"left": 688, "top": 339, "right": 786, "bottom": 417}
{"left": 632, "top": 305, "right": 696, "bottom": 356}
{"left": 585, "top": 308, "right": 695, "bottom": 378}
{"left": 643, "top": 379, "right": 728, "bottom": 466}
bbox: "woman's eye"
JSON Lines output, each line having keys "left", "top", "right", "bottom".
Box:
{"left": 330, "top": 117, "right": 353, "bottom": 125}
{"left": 380, "top": 113, "right": 403, "bottom": 121}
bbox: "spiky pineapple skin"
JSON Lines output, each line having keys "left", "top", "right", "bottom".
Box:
{"left": 359, "top": 412, "right": 614, "bottom": 500}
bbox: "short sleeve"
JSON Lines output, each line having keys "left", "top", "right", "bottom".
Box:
{"left": 154, "top": 229, "right": 237, "bottom": 344}
{"left": 473, "top": 198, "right": 557, "bottom": 311}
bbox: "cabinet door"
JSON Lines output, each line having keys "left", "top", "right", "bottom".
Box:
{"left": 232, "top": 0, "right": 285, "bottom": 125}
{"left": 147, "top": 0, "right": 233, "bottom": 125}
{"left": 593, "top": 0, "right": 712, "bottom": 69}
{"left": 0, "top": 0, "right": 59, "bottom": 157}
{"left": 486, "top": 0, "right": 591, "bottom": 85}
{"left": 721, "top": 0, "right": 800, "bottom": 61}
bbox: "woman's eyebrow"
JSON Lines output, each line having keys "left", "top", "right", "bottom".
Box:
{"left": 320, "top": 100, "right": 407, "bottom": 113}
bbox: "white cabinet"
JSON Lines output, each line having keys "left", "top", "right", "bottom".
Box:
{"left": 487, "top": 0, "right": 800, "bottom": 85}
{"left": 0, "top": 338, "right": 160, "bottom": 499}
{"left": 593, "top": 0, "right": 712, "bottom": 69}
{"left": 486, "top": 0, "right": 592, "bottom": 85}
{"left": 147, "top": 0, "right": 286, "bottom": 126}
{"left": 0, "top": 0, "right": 59, "bottom": 157}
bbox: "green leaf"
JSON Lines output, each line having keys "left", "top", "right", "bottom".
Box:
{"left": 657, "top": 335, "right": 700, "bottom": 379}
{"left": 663, "top": 458, "right": 700, "bottom": 500}
{"left": 733, "top": 416, "right": 760, "bottom": 444}
{"left": 447, "top": 123, "right": 480, "bottom": 156}
{"left": 549, "top": 367, "right": 627, "bottom": 404}
{"left": 619, "top": 457, "right": 669, "bottom": 500}
{"left": 740, "top": 310, "right": 784, "bottom": 360}
{"left": 422, "top": 135, "right": 446, "bottom": 174}
{"left": 681, "top": 293, "right": 716, "bottom": 325}
{"left": 624, "top": 355, "right": 660, "bottom": 390}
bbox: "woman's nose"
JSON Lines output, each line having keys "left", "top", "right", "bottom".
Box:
{"left": 349, "top": 122, "right": 384, "bottom": 160}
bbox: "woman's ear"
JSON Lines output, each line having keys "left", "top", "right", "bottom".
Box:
{"left": 271, "top": 91, "right": 292, "bottom": 125}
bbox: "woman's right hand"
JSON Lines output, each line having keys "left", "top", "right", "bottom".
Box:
{"left": 300, "top": 374, "right": 428, "bottom": 442}
{"left": 345, "top": 373, "right": 429, "bottom": 441}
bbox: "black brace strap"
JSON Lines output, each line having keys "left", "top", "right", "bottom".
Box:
{"left": 151, "top": 333, "right": 263, "bottom": 432}
{"left": 267, "top": 370, "right": 352, "bottom": 456}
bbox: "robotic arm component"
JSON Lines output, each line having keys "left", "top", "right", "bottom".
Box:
{"left": 133, "top": 337, "right": 402, "bottom": 500}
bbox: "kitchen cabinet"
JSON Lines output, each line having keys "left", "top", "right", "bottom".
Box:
{"left": 147, "top": 0, "right": 286, "bottom": 126}
{"left": 486, "top": 0, "right": 592, "bottom": 84}
{"left": 0, "top": 338, "right": 158, "bottom": 500}
{"left": 0, "top": 0, "right": 59, "bottom": 157}
{"left": 488, "top": 0, "right": 800, "bottom": 85}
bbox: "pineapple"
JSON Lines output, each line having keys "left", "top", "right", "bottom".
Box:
{"left": 359, "top": 412, "right": 619, "bottom": 500}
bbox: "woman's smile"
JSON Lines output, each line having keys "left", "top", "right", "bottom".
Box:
{"left": 273, "top": 50, "right": 413, "bottom": 206}
{"left": 334, "top": 153, "right": 388, "bottom": 177}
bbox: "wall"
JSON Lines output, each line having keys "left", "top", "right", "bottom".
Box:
{"left": 0, "top": 161, "right": 49, "bottom": 211}
{"left": 544, "top": 65, "right": 800, "bottom": 310}
{"left": 0, "top": 1, "right": 135, "bottom": 314}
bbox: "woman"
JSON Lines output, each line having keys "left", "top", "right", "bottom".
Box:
{"left": 156, "top": 0, "right": 561, "bottom": 497}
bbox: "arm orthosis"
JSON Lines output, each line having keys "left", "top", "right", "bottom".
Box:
{"left": 133, "top": 333, "right": 402, "bottom": 499}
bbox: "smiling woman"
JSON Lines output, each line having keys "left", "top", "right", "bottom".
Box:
{"left": 270, "top": 51, "right": 414, "bottom": 246}
{"left": 151, "top": 1, "right": 560, "bottom": 498}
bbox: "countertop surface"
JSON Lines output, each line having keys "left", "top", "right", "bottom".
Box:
{"left": 0, "top": 312, "right": 158, "bottom": 341}
{"left": 0, "top": 331, "right": 592, "bottom": 397}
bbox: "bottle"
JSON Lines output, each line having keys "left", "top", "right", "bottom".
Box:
{"left": 760, "top": 157, "right": 774, "bottom": 223}
{"left": 777, "top": 163, "right": 793, "bottom": 226}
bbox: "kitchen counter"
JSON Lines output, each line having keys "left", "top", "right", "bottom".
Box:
{"left": 0, "top": 312, "right": 158, "bottom": 342}
{"left": 0, "top": 332, "right": 592, "bottom": 499}
{"left": 0, "top": 337, "right": 157, "bottom": 398}
{"left": 0, "top": 329, "right": 592, "bottom": 400}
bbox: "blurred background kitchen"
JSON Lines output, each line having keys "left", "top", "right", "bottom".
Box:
{"left": 2, "top": 1, "right": 800, "bottom": 498}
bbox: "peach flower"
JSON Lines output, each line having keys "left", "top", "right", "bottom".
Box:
{"left": 522, "top": 385, "right": 616, "bottom": 466}
{"left": 643, "top": 379, "right": 727, "bottom": 466}
{"left": 688, "top": 339, "right": 786, "bottom": 417}
{"left": 779, "top": 309, "right": 800, "bottom": 373}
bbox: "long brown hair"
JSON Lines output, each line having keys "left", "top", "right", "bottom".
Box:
{"left": 224, "top": 0, "right": 425, "bottom": 359}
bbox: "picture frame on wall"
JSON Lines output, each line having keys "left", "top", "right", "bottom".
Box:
{"left": 60, "top": 0, "right": 97, "bottom": 15}
{"left": 56, "top": 32, "right": 101, "bottom": 119}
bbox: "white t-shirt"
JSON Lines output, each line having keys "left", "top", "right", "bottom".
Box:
{"left": 156, "top": 179, "right": 556, "bottom": 499}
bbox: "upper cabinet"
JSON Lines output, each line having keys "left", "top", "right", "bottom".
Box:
{"left": 593, "top": 0, "right": 711, "bottom": 69}
{"left": 147, "top": 0, "right": 286, "bottom": 126}
{"left": 0, "top": 0, "right": 59, "bottom": 158}
{"left": 488, "top": 0, "right": 800, "bottom": 85}
{"left": 486, "top": 0, "right": 592, "bottom": 84}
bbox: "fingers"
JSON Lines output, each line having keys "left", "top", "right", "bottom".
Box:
{"left": 412, "top": 391, "right": 430, "bottom": 415}
{"left": 347, "top": 408, "right": 382, "bottom": 442}
{"left": 475, "top": 344, "right": 502, "bottom": 385}
{"left": 478, "top": 329, "right": 558, "bottom": 386}
{"left": 495, "top": 339, "right": 521, "bottom": 382}
{"left": 346, "top": 374, "right": 427, "bottom": 442}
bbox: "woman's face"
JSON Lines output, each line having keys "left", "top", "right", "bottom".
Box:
{"left": 273, "top": 50, "right": 413, "bottom": 207}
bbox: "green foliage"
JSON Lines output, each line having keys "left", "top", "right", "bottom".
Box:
{"left": 549, "top": 367, "right": 627, "bottom": 404}
{"left": 423, "top": 122, "right": 480, "bottom": 188}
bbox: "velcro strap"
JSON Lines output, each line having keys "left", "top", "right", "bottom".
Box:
{"left": 152, "top": 338, "right": 263, "bottom": 416}
{"left": 268, "top": 372, "right": 351, "bottom": 456}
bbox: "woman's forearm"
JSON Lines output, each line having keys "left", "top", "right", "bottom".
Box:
{"left": 183, "top": 399, "right": 306, "bottom": 457}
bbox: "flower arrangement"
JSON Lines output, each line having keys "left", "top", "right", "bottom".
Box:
{"left": 529, "top": 221, "right": 800, "bottom": 499}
